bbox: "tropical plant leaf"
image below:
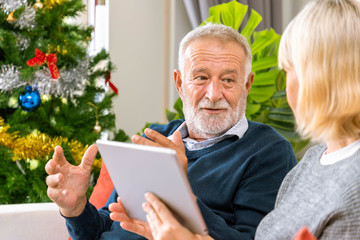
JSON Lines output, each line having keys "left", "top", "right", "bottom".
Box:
{"left": 220, "top": 0, "right": 248, "bottom": 30}
{"left": 246, "top": 102, "right": 261, "bottom": 116}
{"left": 166, "top": 109, "right": 177, "bottom": 122}
{"left": 251, "top": 29, "right": 279, "bottom": 56}
{"left": 249, "top": 85, "right": 276, "bottom": 103}
{"left": 209, "top": 5, "right": 221, "bottom": 24}
{"left": 240, "top": 9, "right": 262, "bottom": 39}
{"left": 252, "top": 69, "right": 278, "bottom": 86}
{"left": 252, "top": 56, "right": 278, "bottom": 72}
{"left": 228, "top": 0, "right": 248, "bottom": 30}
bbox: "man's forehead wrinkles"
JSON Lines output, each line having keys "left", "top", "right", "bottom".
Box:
{"left": 189, "top": 50, "right": 242, "bottom": 61}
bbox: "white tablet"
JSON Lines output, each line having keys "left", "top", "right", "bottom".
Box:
{"left": 96, "top": 140, "right": 208, "bottom": 235}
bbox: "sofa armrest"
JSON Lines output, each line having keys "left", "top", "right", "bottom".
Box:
{"left": 0, "top": 202, "right": 68, "bottom": 240}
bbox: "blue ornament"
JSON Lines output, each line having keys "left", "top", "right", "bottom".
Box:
{"left": 18, "top": 85, "right": 41, "bottom": 112}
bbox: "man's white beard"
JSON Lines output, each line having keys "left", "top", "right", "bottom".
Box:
{"left": 182, "top": 89, "right": 247, "bottom": 139}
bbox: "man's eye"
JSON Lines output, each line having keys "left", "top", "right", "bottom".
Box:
{"left": 195, "top": 76, "right": 207, "bottom": 81}
{"left": 223, "top": 78, "right": 234, "bottom": 83}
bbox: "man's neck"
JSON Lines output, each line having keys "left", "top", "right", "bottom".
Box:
{"left": 188, "top": 130, "right": 224, "bottom": 142}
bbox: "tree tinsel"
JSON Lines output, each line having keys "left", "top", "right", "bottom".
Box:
{"left": 0, "top": 117, "right": 102, "bottom": 203}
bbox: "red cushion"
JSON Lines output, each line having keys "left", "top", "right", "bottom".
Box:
{"left": 293, "top": 227, "right": 317, "bottom": 240}
{"left": 89, "top": 161, "right": 114, "bottom": 209}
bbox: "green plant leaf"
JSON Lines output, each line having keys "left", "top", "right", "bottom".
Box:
{"left": 209, "top": 5, "right": 222, "bottom": 24}
{"left": 251, "top": 28, "right": 279, "bottom": 56}
{"left": 220, "top": 4, "right": 234, "bottom": 28}
{"left": 165, "top": 108, "right": 177, "bottom": 122}
{"left": 249, "top": 85, "right": 276, "bottom": 102}
{"left": 200, "top": 16, "right": 215, "bottom": 26}
{"left": 230, "top": 0, "right": 248, "bottom": 31}
{"left": 252, "top": 69, "right": 278, "bottom": 86}
{"left": 246, "top": 102, "right": 261, "bottom": 116}
{"left": 269, "top": 107, "right": 293, "bottom": 115}
{"left": 173, "top": 97, "right": 184, "bottom": 118}
{"left": 252, "top": 56, "right": 278, "bottom": 72}
{"left": 240, "top": 9, "right": 262, "bottom": 39}
{"left": 275, "top": 70, "right": 286, "bottom": 91}
{"left": 268, "top": 112, "right": 295, "bottom": 123}
{"left": 221, "top": 0, "right": 248, "bottom": 30}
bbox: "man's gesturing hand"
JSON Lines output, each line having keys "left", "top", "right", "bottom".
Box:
{"left": 132, "top": 129, "right": 188, "bottom": 174}
{"left": 45, "top": 144, "right": 98, "bottom": 217}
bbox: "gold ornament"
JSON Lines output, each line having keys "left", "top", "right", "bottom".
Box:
{"left": 0, "top": 117, "right": 102, "bottom": 169}
{"left": 56, "top": 45, "right": 68, "bottom": 55}
{"left": 7, "top": 12, "right": 17, "bottom": 23}
{"left": 88, "top": 102, "right": 102, "bottom": 133}
{"left": 94, "top": 121, "right": 102, "bottom": 133}
{"left": 33, "top": 0, "right": 44, "bottom": 10}
{"left": 44, "top": 0, "right": 66, "bottom": 9}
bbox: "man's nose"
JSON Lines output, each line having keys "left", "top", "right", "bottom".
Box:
{"left": 205, "top": 79, "right": 223, "bottom": 102}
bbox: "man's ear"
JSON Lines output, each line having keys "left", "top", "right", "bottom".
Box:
{"left": 174, "top": 70, "right": 183, "bottom": 98}
{"left": 245, "top": 72, "right": 254, "bottom": 95}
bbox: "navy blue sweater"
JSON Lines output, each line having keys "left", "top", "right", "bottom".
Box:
{"left": 66, "top": 119, "right": 297, "bottom": 239}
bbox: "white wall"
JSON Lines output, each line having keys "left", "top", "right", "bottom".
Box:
{"left": 282, "top": 0, "right": 311, "bottom": 30}
{"left": 109, "top": 0, "right": 166, "bottom": 136}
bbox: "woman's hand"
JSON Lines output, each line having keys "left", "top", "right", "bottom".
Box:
{"left": 143, "top": 192, "right": 213, "bottom": 240}
{"left": 109, "top": 197, "right": 154, "bottom": 240}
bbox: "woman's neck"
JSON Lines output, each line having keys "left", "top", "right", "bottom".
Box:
{"left": 326, "top": 137, "right": 359, "bottom": 153}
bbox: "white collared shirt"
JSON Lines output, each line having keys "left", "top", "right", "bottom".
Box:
{"left": 168, "top": 114, "right": 248, "bottom": 151}
{"left": 320, "top": 139, "right": 360, "bottom": 165}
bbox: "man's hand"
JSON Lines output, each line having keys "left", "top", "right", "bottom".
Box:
{"left": 109, "top": 197, "right": 154, "bottom": 240}
{"left": 132, "top": 129, "right": 188, "bottom": 174}
{"left": 143, "top": 192, "right": 212, "bottom": 240}
{"left": 45, "top": 144, "right": 98, "bottom": 217}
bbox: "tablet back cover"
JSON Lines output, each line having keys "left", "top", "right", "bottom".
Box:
{"left": 96, "top": 140, "right": 208, "bottom": 235}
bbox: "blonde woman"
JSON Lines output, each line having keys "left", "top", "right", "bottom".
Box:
{"left": 121, "top": 0, "right": 360, "bottom": 239}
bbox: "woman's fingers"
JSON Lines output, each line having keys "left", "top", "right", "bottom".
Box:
{"left": 109, "top": 197, "right": 154, "bottom": 240}
{"left": 144, "top": 192, "right": 177, "bottom": 225}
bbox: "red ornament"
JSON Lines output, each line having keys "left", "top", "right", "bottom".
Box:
{"left": 105, "top": 71, "right": 118, "bottom": 95}
{"left": 27, "top": 48, "right": 60, "bottom": 80}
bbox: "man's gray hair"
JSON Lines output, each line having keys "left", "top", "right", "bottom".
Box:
{"left": 178, "top": 23, "right": 252, "bottom": 75}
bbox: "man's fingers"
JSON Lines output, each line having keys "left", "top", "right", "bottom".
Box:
{"left": 46, "top": 173, "right": 63, "bottom": 187}
{"left": 53, "top": 146, "right": 68, "bottom": 167}
{"left": 132, "top": 135, "right": 159, "bottom": 147}
{"left": 80, "top": 144, "right": 98, "bottom": 172}
{"left": 45, "top": 159, "right": 58, "bottom": 174}
{"left": 172, "top": 131, "right": 184, "bottom": 149}
{"left": 47, "top": 186, "right": 66, "bottom": 201}
{"left": 145, "top": 128, "right": 174, "bottom": 147}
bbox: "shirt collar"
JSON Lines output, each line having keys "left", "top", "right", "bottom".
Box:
{"left": 168, "top": 114, "right": 248, "bottom": 150}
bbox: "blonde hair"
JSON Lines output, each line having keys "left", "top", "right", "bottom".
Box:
{"left": 279, "top": 0, "right": 360, "bottom": 142}
{"left": 178, "top": 23, "right": 252, "bottom": 77}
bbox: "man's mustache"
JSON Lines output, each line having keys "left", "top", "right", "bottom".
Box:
{"left": 197, "top": 98, "right": 230, "bottom": 109}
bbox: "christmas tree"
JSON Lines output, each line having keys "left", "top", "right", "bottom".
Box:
{"left": 0, "top": 0, "right": 128, "bottom": 204}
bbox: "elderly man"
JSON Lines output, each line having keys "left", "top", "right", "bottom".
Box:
{"left": 45, "top": 23, "right": 297, "bottom": 240}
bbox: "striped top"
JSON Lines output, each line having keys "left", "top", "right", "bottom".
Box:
{"left": 255, "top": 144, "right": 360, "bottom": 239}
